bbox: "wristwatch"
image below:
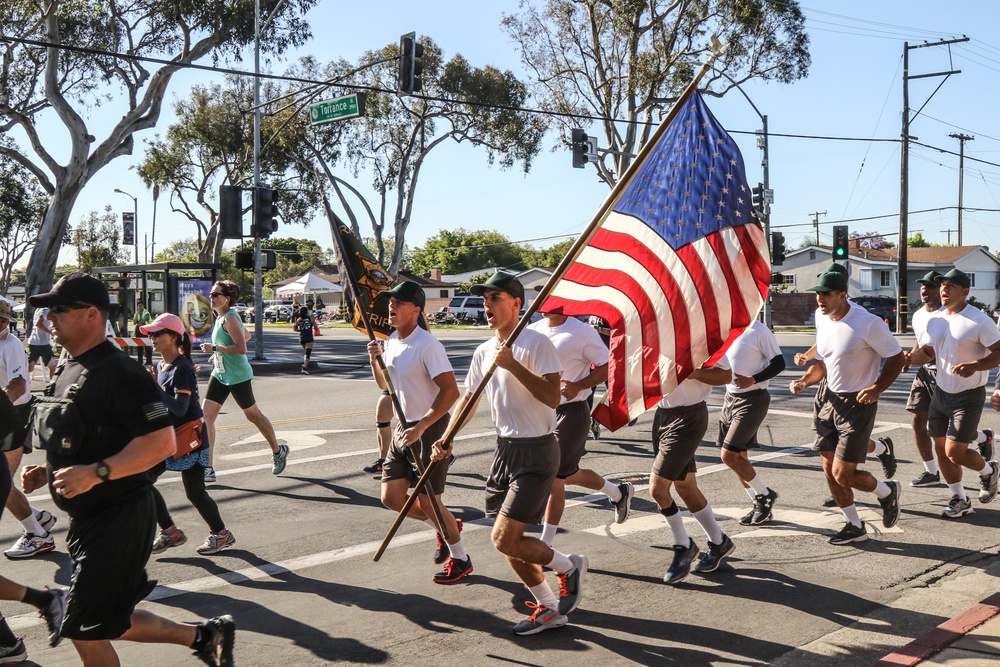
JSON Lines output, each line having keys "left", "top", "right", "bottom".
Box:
{"left": 95, "top": 460, "right": 111, "bottom": 482}
{"left": 212, "top": 344, "right": 218, "bottom": 352}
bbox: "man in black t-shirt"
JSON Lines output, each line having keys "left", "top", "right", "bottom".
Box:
{"left": 24, "top": 273, "right": 235, "bottom": 666}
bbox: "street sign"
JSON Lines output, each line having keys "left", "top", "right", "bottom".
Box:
{"left": 309, "top": 93, "right": 366, "bottom": 126}
{"left": 764, "top": 189, "right": 774, "bottom": 204}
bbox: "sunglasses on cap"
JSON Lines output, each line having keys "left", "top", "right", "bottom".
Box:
{"left": 49, "top": 303, "right": 95, "bottom": 314}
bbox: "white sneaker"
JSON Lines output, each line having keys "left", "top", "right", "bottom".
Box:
{"left": 5, "top": 532, "right": 56, "bottom": 560}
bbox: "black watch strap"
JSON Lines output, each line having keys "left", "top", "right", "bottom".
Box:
{"left": 95, "top": 460, "right": 111, "bottom": 482}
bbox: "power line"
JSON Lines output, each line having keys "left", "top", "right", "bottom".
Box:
{"left": 770, "top": 205, "right": 1000, "bottom": 230}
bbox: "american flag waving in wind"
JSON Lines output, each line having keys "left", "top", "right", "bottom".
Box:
{"left": 540, "top": 90, "right": 771, "bottom": 430}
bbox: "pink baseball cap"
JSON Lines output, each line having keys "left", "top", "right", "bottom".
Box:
{"left": 140, "top": 313, "right": 186, "bottom": 336}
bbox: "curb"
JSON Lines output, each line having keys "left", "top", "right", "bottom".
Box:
{"left": 872, "top": 592, "right": 1000, "bottom": 666}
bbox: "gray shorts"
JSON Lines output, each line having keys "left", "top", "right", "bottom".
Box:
{"left": 814, "top": 391, "right": 878, "bottom": 464}
{"left": 651, "top": 402, "right": 707, "bottom": 481}
{"left": 906, "top": 366, "right": 937, "bottom": 413}
{"left": 381, "top": 414, "right": 451, "bottom": 495}
{"left": 928, "top": 386, "right": 986, "bottom": 444}
{"left": 717, "top": 389, "right": 769, "bottom": 451}
{"left": 485, "top": 434, "right": 559, "bottom": 525}
{"left": 554, "top": 401, "right": 591, "bottom": 479}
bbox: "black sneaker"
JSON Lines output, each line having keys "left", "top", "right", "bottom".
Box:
{"left": 910, "top": 470, "right": 941, "bottom": 487}
{"left": 694, "top": 534, "right": 735, "bottom": 573}
{"left": 979, "top": 461, "right": 999, "bottom": 504}
{"left": 738, "top": 505, "right": 756, "bottom": 526}
{"left": 828, "top": 521, "right": 868, "bottom": 545}
{"left": 363, "top": 458, "right": 384, "bottom": 475}
{"left": 751, "top": 488, "right": 778, "bottom": 525}
{"left": 194, "top": 615, "right": 235, "bottom": 667}
{"left": 433, "top": 518, "right": 462, "bottom": 564}
{"left": 39, "top": 588, "right": 67, "bottom": 648}
{"left": 432, "top": 556, "right": 473, "bottom": 584}
{"left": 876, "top": 437, "right": 896, "bottom": 479}
{"left": 822, "top": 497, "right": 838, "bottom": 508}
{"left": 557, "top": 554, "right": 588, "bottom": 614}
{"left": 980, "top": 429, "right": 995, "bottom": 462}
{"left": 590, "top": 419, "right": 601, "bottom": 440}
{"left": 611, "top": 482, "right": 634, "bottom": 524}
{"left": 663, "top": 539, "right": 699, "bottom": 585}
{"left": 878, "top": 480, "right": 902, "bottom": 528}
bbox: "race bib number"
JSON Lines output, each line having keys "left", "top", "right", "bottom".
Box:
{"left": 212, "top": 353, "right": 225, "bottom": 375}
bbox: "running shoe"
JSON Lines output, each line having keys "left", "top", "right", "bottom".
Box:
{"left": 197, "top": 530, "right": 236, "bottom": 555}
{"left": 35, "top": 510, "right": 57, "bottom": 532}
{"left": 590, "top": 419, "right": 601, "bottom": 441}
{"left": 433, "top": 518, "right": 462, "bottom": 564}
{"left": 910, "top": 471, "right": 940, "bottom": 487}
{"left": 512, "top": 602, "right": 567, "bottom": 636}
{"left": 663, "top": 539, "right": 699, "bottom": 585}
{"left": 878, "top": 480, "right": 902, "bottom": 528}
{"left": 979, "top": 461, "right": 999, "bottom": 503}
{"left": 751, "top": 488, "right": 778, "bottom": 525}
{"left": 876, "top": 437, "right": 897, "bottom": 479}
{"left": 363, "top": 458, "right": 384, "bottom": 475}
{"left": 941, "top": 495, "right": 974, "bottom": 519}
{"left": 300, "top": 369, "right": 309, "bottom": 375}
{"left": 828, "top": 521, "right": 868, "bottom": 545}
{"left": 822, "top": 497, "right": 838, "bottom": 508}
{"left": 151, "top": 527, "right": 187, "bottom": 554}
{"left": 557, "top": 554, "right": 588, "bottom": 615}
{"left": 272, "top": 443, "right": 289, "bottom": 475}
{"left": 611, "top": 481, "right": 634, "bottom": 524}
{"left": 204, "top": 467, "right": 217, "bottom": 483}
{"left": 40, "top": 588, "right": 67, "bottom": 648}
{"left": 4, "top": 532, "right": 55, "bottom": 560}
{"left": 194, "top": 615, "right": 235, "bottom": 667}
{"left": 980, "top": 429, "right": 995, "bottom": 462}
{"left": 0, "top": 637, "right": 26, "bottom": 664}
{"left": 432, "top": 556, "right": 473, "bottom": 584}
{"left": 738, "top": 506, "right": 756, "bottom": 526}
{"left": 694, "top": 534, "right": 735, "bottom": 573}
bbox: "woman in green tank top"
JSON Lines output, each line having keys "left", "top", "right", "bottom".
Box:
{"left": 199, "top": 280, "right": 289, "bottom": 482}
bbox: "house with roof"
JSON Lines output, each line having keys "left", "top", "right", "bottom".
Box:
{"left": 443, "top": 267, "right": 554, "bottom": 310}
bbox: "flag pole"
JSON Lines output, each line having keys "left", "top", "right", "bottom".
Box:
{"left": 323, "top": 195, "right": 450, "bottom": 542}
{"left": 374, "top": 40, "right": 726, "bottom": 560}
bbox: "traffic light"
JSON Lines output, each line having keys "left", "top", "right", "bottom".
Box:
{"left": 252, "top": 186, "right": 279, "bottom": 238}
{"left": 833, "top": 225, "right": 849, "bottom": 260}
{"left": 770, "top": 272, "right": 783, "bottom": 286}
{"left": 218, "top": 185, "right": 243, "bottom": 239}
{"left": 398, "top": 32, "right": 424, "bottom": 96}
{"left": 771, "top": 231, "right": 786, "bottom": 266}
{"left": 234, "top": 249, "right": 253, "bottom": 270}
{"left": 572, "top": 128, "right": 589, "bottom": 169}
{"left": 752, "top": 183, "right": 764, "bottom": 213}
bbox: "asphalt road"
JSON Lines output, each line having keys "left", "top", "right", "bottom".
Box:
{"left": 5, "top": 329, "right": 1000, "bottom": 666}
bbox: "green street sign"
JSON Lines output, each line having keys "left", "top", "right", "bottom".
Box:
{"left": 309, "top": 93, "right": 366, "bottom": 125}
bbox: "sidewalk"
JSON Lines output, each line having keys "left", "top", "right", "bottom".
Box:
{"left": 874, "top": 593, "right": 1000, "bottom": 666}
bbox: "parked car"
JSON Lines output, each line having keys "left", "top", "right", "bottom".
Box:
{"left": 231, "top": 302, "right": 250, "bottom": 318}
{"left": 446, "top": 296, "right": 485, "bottom": 323}
{"left": 263, "top": 304, "right": 293, "bottom": 322}
{"left": 849, "top": 296, "right": 896, "bottom": 331}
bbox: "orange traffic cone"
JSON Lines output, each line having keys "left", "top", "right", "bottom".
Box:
{"left": 314, "top": 321, "right": 322, "bottom": 336}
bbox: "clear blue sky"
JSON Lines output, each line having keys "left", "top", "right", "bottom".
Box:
{"left": 41, "top": 1, "right": 1000, "bottom": 267}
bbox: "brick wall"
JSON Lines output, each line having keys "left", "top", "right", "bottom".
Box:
{"left": 771, "top": 292, "right": 818, "bottom": 326}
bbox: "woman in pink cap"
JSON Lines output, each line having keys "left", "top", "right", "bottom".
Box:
{"left": 141, "top": 313, "right": 235, "bottom": 555}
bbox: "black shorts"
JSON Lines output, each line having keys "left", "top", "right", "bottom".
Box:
{"left": 928, "top": 386, "right": 986, "bottom": 444}
{"left": 485, "top": 435, "right": 559, "bottom": 525}
{"left": 1, "top": 401, "right": 33, "bottom": 454}
{"left": 814, "top": 391, "right": 878, "bottom": 464}
{"left": 651, "top": 402, "right": 707, "bottom": 481}
{"left": 381, "top": 414, "right": 451, "bottom": 495}
{"left": 554, "top": 401, "right": 591, "bottom": 479}
{"left": 62, "top": 488, "right": 157, "bottom": 641}
{"left": 205, "top": 376, "right": 257, "bottom": 410}
{"left": 716, "top": 389, "right": 770, "bottom": 451}
{"left": 27, "top": 344, "right": 53, "bottom": 365}
{"left": 906, "top": 366, "right": 937, "bottom": 413}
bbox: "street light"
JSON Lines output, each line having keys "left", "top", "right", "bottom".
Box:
{"left": 113, "top": 188, "right": 139, "bottom": 264}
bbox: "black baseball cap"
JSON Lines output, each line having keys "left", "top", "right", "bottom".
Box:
{"left": 917, "top": 270, "right": 943, "bottom": 286}
{"left": 378, "top": 281, "right": 425, "bottom": 309}
{"left": 936, "top": 268, "right": 971, "bottom": 289}
{"left": 808, "top": 271, "right": 848, "bottom": 293}
{"left": 470, "top": 271, "right": 525, "bottom": 302}
{"left": 29, "top": 272, "right": 110, "bottom": 310}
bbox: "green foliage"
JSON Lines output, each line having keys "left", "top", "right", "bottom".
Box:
{"left": 0, "top": 150, "right": 49, "bottom": 292}
{"left": 154, "top": 239, "right": 202, "bottom": 263}
{"left": 73, "top": 207, "right": 131, "bottom": 272}
{"left": 520, "top": 239, "right": 575, "bottom": 269}
{"left": 409, "top": 228, "right": 525, "bottom": 275}
{"left": 459, "top": 272, "right": 495, "bottom": 296}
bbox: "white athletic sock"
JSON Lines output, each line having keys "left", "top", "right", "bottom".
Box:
{"left": 923, "top": 459, "right": 939, "bottom": 475}
{"left": 746, "top": 473, "right": 768, "bottom": 496}
{"left": 841, "top": 504, "right": 862, "bottom": 528}
{"left": 546, "top": 548, "right": 574, "bottom": 574}
{"left": 540, "top": 523, "right": 558, "bottom": 546}
{"left": 20, "top": 513, "right": 44, "bottom": 537}
{"left": 528, "top": 581, "right": 559, "bottom": 611}
{"left": 448, "top": 539, "right": 467, "bottom": 562}
{"left": 976, "top": 431, "right": 988, "bottom": 444}
{"left": 691, "top": 505, "right": 724, "bottom": 545}
{"left": 873, "top": 480, "right": 892, "bottom": 499}
{"left": 744, "top": 486, "right": 758, "bottom": 501}
{"left": 664, "top": 512, "right": 689, "bottom": 547}
{"left": 602, "top": 480, "right": 622, "bottom": 502}
{"left": 978, "top": 461, "right": 994, "bottom": 477}
{"left": 872, "top": 439, "right": 887, "bottom": 456}
{"left": 948, "top": 482, "right": 967, "bottom": 500}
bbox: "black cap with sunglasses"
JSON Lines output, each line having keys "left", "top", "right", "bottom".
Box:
{"left": 30, "top": 272, "right": 110, "bottom": 311}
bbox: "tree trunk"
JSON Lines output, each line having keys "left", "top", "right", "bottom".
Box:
{"left": 25, "top": 183, "right": 83, "bottom": 303}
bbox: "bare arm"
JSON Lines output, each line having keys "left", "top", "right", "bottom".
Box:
{"left": 858, "top": 351, "right": 906, "bottom": 404}
{"left": 688, "top": 366, "right": 732, "bottom": 386}
{"left": 432, "top": 390, "right": 482, "bottom": 459}
{"left": 4, "top": 376, "right": 27, "bottom": 403}
{"left": 561, "top": 363, "right": 608, "bottom": 402}
{"left": 400, "top": 372, "right": 460, "bottom": 447}
{"left": 51, "top": 426, "right": 176, "bottom": 499}
{"left": 790, "top": 359, "right": 827, "bottom": 394}
{"left": 494, "top": 345, "right": 561, "bottom": 409}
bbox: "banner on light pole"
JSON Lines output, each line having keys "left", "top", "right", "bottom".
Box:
{"left": 122, "top": 212, "right": 135, "bottom": 246}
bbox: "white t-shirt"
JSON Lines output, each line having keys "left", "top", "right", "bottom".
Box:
{"left": 910, "top": 304, "right": 941, "bottom": 370}
{"left": 27, "top": 309, "right": 51, "bottom": 346}
{"left": 0, "top": 333, "right": 30, "bottom": 406}
{"left": 815, "top": 301, "right": 902, "bottom": 393}
{"left": 383, "top": 326, "right": 454, "bottom": 422}
{"left": 724, "top": 320, "right": 782, "bottom": 393}
{"left": 658, "top": 356, "right": 732, "bottom": 409}
{"left": 528, "top": 316, "right": 609, "bottom": 405}
{"left": 925, "top": 304, "right": 1000, "bottom": 394}
{"left": 466, "top": 328, "right": 562, "bottom": 438}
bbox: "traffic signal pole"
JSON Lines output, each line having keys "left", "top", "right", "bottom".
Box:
{"left": 252, "top": 0, "right": 265, "bottom": 359}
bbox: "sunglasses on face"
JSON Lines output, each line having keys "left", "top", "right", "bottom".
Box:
{"left": 148, "top": 330, "right": 171, "bottom": 338}
{"left": 210, "top": 292, "right": 226, "bottom": 298}
{"left": 49, "top": 303, "right": 94, "bottom": 314}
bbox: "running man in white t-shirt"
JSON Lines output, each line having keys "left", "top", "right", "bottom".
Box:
{"left": 790, "top": 271, "right": 905, "bottom": 545}
{"left": 432, "top": 272, "right": 587, "bottom": 636}
{"left": 366, "top": 282, "right": 469, "bottom": 584}
{"left": 908, "top": 269, "right": 1000, "bottom": 518}
{"left": 528, "top": 308, "right": 633, "bottom": 546}
{"left": 26, "top": 307, "right": 56, "bottom": 382}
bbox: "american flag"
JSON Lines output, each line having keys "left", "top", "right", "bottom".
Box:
{"left": 541, "top": 91, "right": 771, "bottom": 430}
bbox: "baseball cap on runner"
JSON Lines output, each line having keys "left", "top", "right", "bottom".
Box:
{"left": 470, "top": 271, "right": 525, "bottom": 302}
{"left": 808, "top": 271, "right": 848, "bottom": 293}
{"left": 935, "top": 268, "right": 971, "bottom": 289}
{"left": 29, "top": 272, "right": 110, "bottom": 310}
{"left": 140, "top": 313, "right": 186, "bottom": 337}
{"left": 377, "top": 281, "right": 426, "bottom": 310}
{"left": 917, "top": 270, "right": 943, "bottom": 286}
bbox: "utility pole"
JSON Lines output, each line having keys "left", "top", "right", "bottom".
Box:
{"left": 899, "top": 36, "right": 968, "bottom": 334}
{"left": 943, "top": 228, "right": 958, "bottom": 245}
{"left": 810, "top": 210, "right": 827, "bottom": 245}
{"left": 949, "top": 132, "right": 974, "bottom": 245}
